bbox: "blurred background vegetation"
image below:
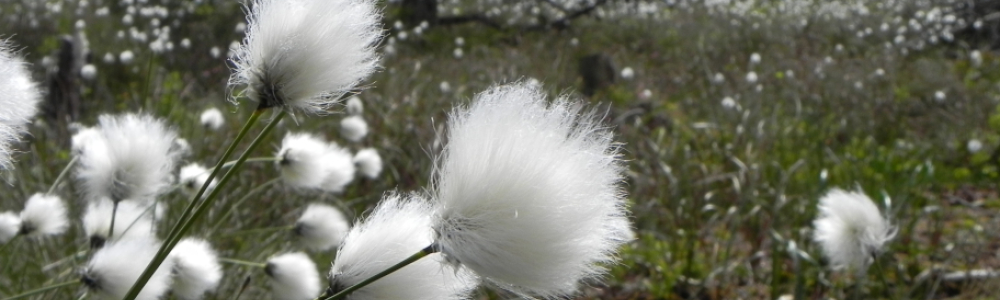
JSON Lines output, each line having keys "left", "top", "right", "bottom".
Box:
{"left": 3, "top": 0, "right": 1000, "bottom": 299}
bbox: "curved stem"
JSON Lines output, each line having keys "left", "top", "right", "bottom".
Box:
{"left": 3, "top": 281, "right": 76, "bottom": 300}
{"left": 320, "top": 245, "right": 437, "bottom": 300}
{"left": 122, "top": 109, "right": 267, "bottom": 300}
{"left": 47, "top": 156, "right": 78, "bottom": 195}
{"left": 218, "top": 257, "right": 267, "bottom": 268}
{"left": 221, "top": 156, "right": 280, "bottom": 169}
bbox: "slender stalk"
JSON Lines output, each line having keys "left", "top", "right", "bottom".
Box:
{"left": 232, "top": 276, "right": 252, "bottom": 300}
{"left": 2, "top": 281, "right": 76, "bottom": 300}
{"left": 229, "top": 225, "right": 296, "bottom": 236}
{"left": 321, "top": 245, "right": 437, "bottom": 300}
{"left": 108, "top": 201, "right": 119, "bottom": 242}
{"left": 47, "top": 156, "right": 78, "bottom": 195}
{"left": 221, "top": 156, "right": 280, "bottom": 169}
{"left": 121, "top": 109, "right": 268, "bottom": 300}
{"left": 208, "top": 178, "right": 281, "bottom": 236}
{"left": 218, "top": 258, "right": 267, "bottom": 268}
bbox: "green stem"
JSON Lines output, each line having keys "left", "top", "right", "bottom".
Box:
{"left": 108, "top": 201, "right": 119, "bottom": 242}
{"left": 47, "top": 156, "right": 78, "bottom": 195}
{"left": 207, "top": 178, "right": 281, "bottom": 236}
{"left": 228, "top": 225, "right": 296, "bottom": 236}
{"left": 221, "top": 157, "right": 280, "bottom": 169}
{"left": 3, "top": 281, "right": 76, "bottom": 300}
{"left": 218, "top": 258, "right": 267, "bottom": 268}
{"left": 321, "top": 245, "right": 437, "bottom": 300}
{"left": 121, "top": 109, "right": 267, "bottom": 300}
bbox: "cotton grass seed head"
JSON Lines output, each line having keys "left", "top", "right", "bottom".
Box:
{"left": 178, "top": 163, "right": 217, "bottom": 196}
{"left": 168, "top": 238, "right": 223, "bottom": 300}
{"left": 76, "top": 113, "right": 181, "bottom": 203}
{"left": 353, "top": 147, "right": 382, "bottom": 179}
{"left": 229, "top": 0, "right": 382, "bottom": 113}
{"left": 0, "top": 211, "right": 21, "bottom": 243}
{"left": 431, "top": 82, "right": 631, "bottom": 298}
{"left": 199, "top": 107, "right": 225, "bottom": 130}
{"left": 294, "top": 203, "right": 350, "bottom": 252}
{"left": 812, "top": 188, "right": 896, "bottom": 271}
{"left": 345, "top": 96, "right": 363, "bottom": 115}
{"left": 84, "top": 198, "right": 158, "bottom": 248}
{"left": 339, "top": 115, "right": 368, "bottom": 142}
{"left": 19, "top": 193, "right": 68, "bottom": 237}
{"left": 328, "top": 193, "right": 477, "bottom": 300}
{"left": 0, "top": 39, "right": 42, "bottom": 170}
{"left": 83, "top": 237, "right": 174, "bottom": 300}
{"left": 277, "top": 132, "right": 355, "bottom": 193}
{"left": 265, "top": 252, "right": 321, "bottom": 300}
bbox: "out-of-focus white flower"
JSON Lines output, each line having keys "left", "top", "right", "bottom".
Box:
{"left": 353, "top": 148, "right": 382, "bottom": 179}
{"left": 439, "top": 81, "right": 451, "bottom": 94}
{"left": 454, "top": 37, "right": 464, "bottom": 46}
{"left": 102, "top": 53, "right": 115, "bottom": 64}
{"left": 749, "top": 52, "right": 761, "bottom": 65}
{"left": 746, "top": 71, "right": 758, "bottom": 83}
{"left": 934, "top": 90, "right": 946, "bottom": 102}
{"left": 453, "top": 48, "right": 463, "bottom": 59}
{"left": 178, "top": 163, "right": 217, "bottom": 196}
{"left": 339, "top": 115, "right": 368, "bottom": 142}
{"left": 83, "top": 237, "right": 175, "bottom": 300}
{"left": 84, "top": 198, "right": 158, "bottom": 248}
{"left": 639, "top": 89, "right": 652, "bottom": 100}
{"left": 75, "top": 113, "right": 180, "bottom": 203}
{"left": 81, "top": 64, "right": 97, "bottom": 81}
{"left": 711, "top": 72, "right": 725, "bottom": 84}
{"left": 199, "top": 108, "right": 225, "bottom": 130}
{"left": 265, "top": 252, "right": 321, "bottom": 300}
{"left": 0, "top": 212, "right": 21, "bottom": 243}
{"left": 620, "top": 67, "right": 634, "bottom": 80}
{"left": 971, "top": 50, "right": 983, "bottom": 67}
{"left": 328, "top": 194, "right": 477, "bottom": 300}
{"left": 968, "top": 139, "right": 983, "bottom": 153}
{"left": 345, "top": 96, "right": 363, "bottom": 115}
{"left": 168, "top": 238, "right": 223, "bottom": 300}
{"left": 19, "top": 193, "right": 68, "bottom": 237}
{"left": 431, "top": 82, "right": 632, "bottom": 298}
{"left": 294, "top": 203, "right": 350, "bottom": 251}
{"left": 173, "top": 138, "right": 192, "bottom": 158}
{"left": 229, "top": 0, "right": 382, "bottom": 113}
{"left": 119, "top": 50, "right": 135, "bottom": 65}
{"left": 812, "top": 188, "right": 895, "bottom": 271}
{"left": 277, "top": 133, "right": 355, "bottom": 193}
{"left": 721, "top": 97, "right": 738, "bottom": 110}
{"left": 0, "top": 40, "right": 42, "bottom": 170}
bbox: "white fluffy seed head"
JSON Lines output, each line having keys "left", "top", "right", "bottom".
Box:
{"left": 83, "top": 198, "right": 158, "bottom": 248}
{"left": 329, "top": 193, "right": 478, "bottom": 300}
{"left": 277, "top": 133, "right": 355, "bottom": 193}
{"left": 339, "top": 115, "right": 368, "bottom": 142}
{"left": 75, "top": 113, "right": 181, "bottom": 203}
{"left": 294, "top": 203, "right": 350, "bottom": 252}
{"left": 431, "top": 82, "right": 631, "bottom": 298}
{"left": 0, "top": 40, "right": 42, "bottom": 170}
{"left": 229, "top": 0, "right": 382, "bottom": 114}
{"left": 813, "top": 188, "right": 895, "bottom": 271}
{"left": 345, "top": 96, "right": 364, "bottom": 115}
{"left": 353, "top": 148, "right": 382, "bottom": 179}
{"left": 0, "top": 211, "right": 21, "bottom": 243}
{"left": 19, "top": 193, "right": 68, "bottom": 237}
{"left": 83, "top": 237, "right": 174, "bottom": 300}
{"left": 168, "top": 238, "right": 223, "bottom": 300}
{"left": 178, "top": 163, "right": 217, "bottom": 196}
{"left": 265, "top": 252, "right": 321, "bottom": 300}
{"left": 71, "top": 126, "right": 103, "bottom": 156}
{"left": 199, "top": 107, "right": 225, "bottom": 130}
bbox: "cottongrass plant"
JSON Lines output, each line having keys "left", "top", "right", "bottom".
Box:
{"left": 294, "top": 203, "right": 350, "bottom": 252}
{"left": 168, "top": 238, "right": 223, "bottom": 300}
{"left": 265, "top": 252, "right": 321, "bottom": 300}
{"left": 0, "top": 39, "right": 42, "bottom": 169}
{"left": 325, "top": 194, "right": 477, "bottom": 300}
{"left": 83, "top": 237, "right": 175, "bottom": 300}
{"left": 83, "top": 198, "right": 158, "bottom": 248}
{"left": 0, "top": 211, "right": 20, "bottom": 244}
{"left": 178, "top": 163, "right": 218, "bottom": 196}
{"left": 199, "top": 108, "right": 225, "bottom": 131}
{"left": 813, "top": 188, "right": 896, "bottom": 271}
{"left": 18, "top": 193, "right": 69, "bottom": 237}
{"left": 429, "top": 82, "right": 631, "bottom": 298}
{"left": 277, "top": 132, "right": 356, "bottom": 193}
{"left": 352, "top": 148, "right": 382, "bottom": 179}
{"left": 339, "top": 115, "right": 368, "bottom": 142}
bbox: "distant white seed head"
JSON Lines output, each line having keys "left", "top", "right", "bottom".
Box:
{"left": 229, "top": 0, "right": 382, "bottom": 113}
{"left": 968, "top": 139, "right": 983, "bottom": 153}
{"left": 431, "top": 82, "right": 631, "bottom": 298}
{"left": 168, "top": 238, "right": 223, "bottom": 300}
{"left": 75, "top": 113, "right": 181, "bottom": 203}
{"left": 119, "top": 50, "right": 135, "bottom": 64}
{"left": 199, "top": 108, "right": 225, "bottom": 130}
{"left": 0, "top": 40, "right": 42, "bottom": 170}
{"left": 812, "top": 188, "right": 895, "bottom": 271}
{"left": 934, "top": 90, "right": 946, "bottom": 102}
{"left": 265, "top": 252, "right": 321, "bottom": 300}
{"left": 971, "top": 50, "right": 983, "bottom": 67}
{"left": 276, "top": 133, "right": 356, "bottom": 193}
{"left": 749, "top": 52, "right": 761, "bottom": 65}
{"left": 439, "top": 81, "right": 452, "bottom": 94}
{"left": 711, "top": 72, "right": 725, "bottom": 84}
{"left": 353, "top": 148, "right": 382, "bottom": 179}
{"left": 345, "top": 96, "right": 364, "bottom": 115}
{"left": 83, "top": 237, "right": 174, "bottom": 300}
{"left": 178, "top": 163, "right": 217, "bottom": 196}
{"left": 620, "top": 67, "right": 635, "bottom": 80}
{"left": 294, "top": 203, "right": 350, "bottom": 252}
{"left": 102, "top": 52, "right": 115, "bottom": 64}
{"left": 83, "top": 198, "right": 158, "bottom": 248}
{"left": 721, "top": 97, "right": 738, "bottom": 110}
{"left": 81, "top": 64, "right": 98, "bottom": 81}
{"left": 746, "top": 71, "right": 758, "bottom": 83}
{"left": 453, "top": 47, "right": 463, "bottom": 59}
{"left": 329, "top": 194, "right": 478, "bottom": 300}
{"left": 0, "top": 211, "right": 21, "bottom": 243}
{"left": 19, "top": 193, "right": 68, "bottom": 237}
{"left": 339, "top": 115, "right": 368, "bottom": 142}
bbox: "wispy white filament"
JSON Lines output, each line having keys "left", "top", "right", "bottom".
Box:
{"left": 0, "top": 40, "right": 42, "bottom": 169}
{"left": 0, "top": 211, "right": 20, "bottom": 243}
{"left": 339, "top": 115, "right": 368, "bottom": 142}
{"left": 277, "top": 132, "right": 355, "bottom": 193}
{"left": 199, "top": 107, "right": 225, "bottom": 130}
{"left": 229, "top": 0, "right": 382, "bottom": 113}
{"left": 295, "top": 203, "right": 350, "bottom": 252}
{"left": 75, "top": 113, "right": 181, "bottom": 203}
{"left": 329, "top": 193, "right": 477, "bottom": 300}
{"left": 83, "top": 237, "right": 174, "bottom": 300}
{"left": 83, "top": 198, "right": 158, "bottom": 245}
{"left": 353, "top": 148, "right": 382, "bottom": 179}
{"left": 19, "top": 193, "right": 68, "bottom": 237}
{"left": 813, "top": 188, "right": 895, "bottom": 270}
{"left": 265, "top": 252, "right": 321, "bottom": 300}
{"left": 431, "top": 82, "right": 631, "bottom": 298}
{"left": 168, "top": 238, "right": 223, "bottom": 300}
